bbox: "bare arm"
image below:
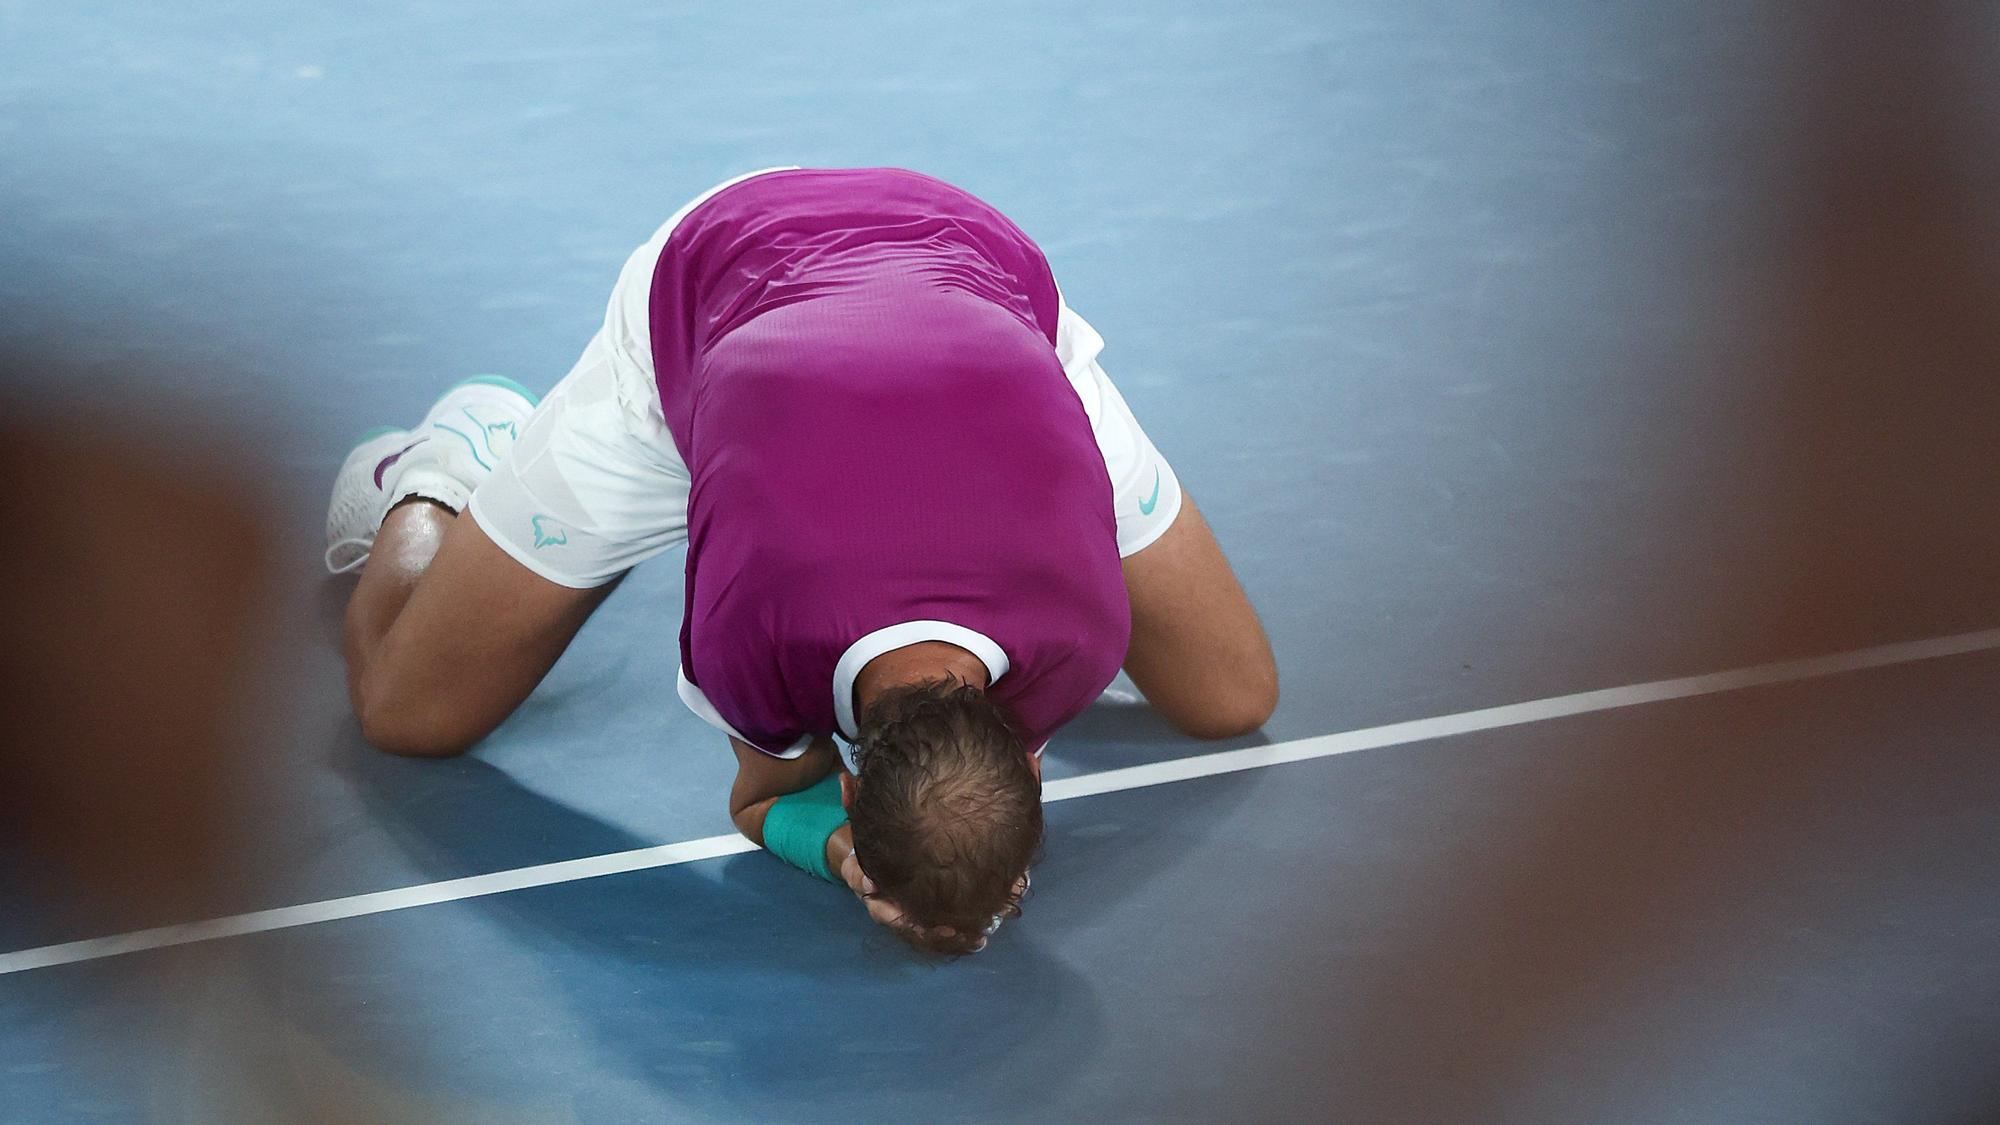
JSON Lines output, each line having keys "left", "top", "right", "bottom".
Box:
{"left": 726, "top": 736, "right": 937, "bottom": 937}
{"left": 726, "top": 735, "right": 844, "bottom": 848}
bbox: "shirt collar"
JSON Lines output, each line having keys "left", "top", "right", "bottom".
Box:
{"left": 832, "top": 620, "right": 1010, "bottom": 741}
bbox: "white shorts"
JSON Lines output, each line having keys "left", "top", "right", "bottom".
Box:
{"left": 468, "top": 168, "right": 1185, "bottom": 589}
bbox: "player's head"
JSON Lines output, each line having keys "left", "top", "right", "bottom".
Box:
{"left": 846, "top": 676, "right": 1042, "bottom": 955}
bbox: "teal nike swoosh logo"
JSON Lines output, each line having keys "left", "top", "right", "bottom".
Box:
{"left": 1138, "top": 468, "right": 1161, "bottom": 516}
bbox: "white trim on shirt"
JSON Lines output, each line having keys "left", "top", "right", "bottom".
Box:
{"left": 675, "top": 621, "right": 1013, "bottom": 760}
{"left": 831, "top": 621, "right": 1011, "bottom": 741}
{"left": 676, "top": 665, "right": 816, "bottom": 758}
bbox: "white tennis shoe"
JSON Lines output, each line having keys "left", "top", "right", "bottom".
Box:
{"left": 323, "top": 374, "right": 539, "bottom": 574}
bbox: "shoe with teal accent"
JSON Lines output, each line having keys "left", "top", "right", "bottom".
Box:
{"left": 402, "top": 373, "right": 539, "bottom": 513}
{"left": 323, "top": 424, "right": 426, "bottom": 574}
{"left": 322, "top": 375, "right": 540, "bottom": 575}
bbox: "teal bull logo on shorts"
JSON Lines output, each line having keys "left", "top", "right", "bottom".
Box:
{"left": 531, "top": 515, "right": 569, "bottom": 549}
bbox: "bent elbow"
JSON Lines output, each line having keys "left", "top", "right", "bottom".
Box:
{"left": 727, "top": 799, "right": 760, "bottom": 844}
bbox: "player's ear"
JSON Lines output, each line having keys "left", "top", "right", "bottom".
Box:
{"left": 1028, "top": 753, "right": 1042, "bottom": 782}
{"left": 839, "top": 770, "right": 856, "bottom": 810}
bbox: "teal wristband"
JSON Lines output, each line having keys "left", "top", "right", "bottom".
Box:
{"left": 761, "top": 772, "right": 849, "bottom": 883}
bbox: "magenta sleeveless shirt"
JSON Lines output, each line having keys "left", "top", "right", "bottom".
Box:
{"left": 648, "top": 168, "right": 1129, "bottom": 756}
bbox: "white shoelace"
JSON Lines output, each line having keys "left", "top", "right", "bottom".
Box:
{"left": 324, "top": 538, "right": 373, "bottom": 575}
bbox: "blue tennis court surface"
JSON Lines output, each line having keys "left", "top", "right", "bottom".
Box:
{"left": 5, "top": 2, "right": 1999, "bottom": 1121}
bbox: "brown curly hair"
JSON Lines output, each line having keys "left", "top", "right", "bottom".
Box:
{"left": 848, "top": 677, "right": 1042, "bottom": 956}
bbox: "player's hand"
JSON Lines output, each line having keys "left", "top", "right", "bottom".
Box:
{"left": 831, "top": 825, "right": 1030, "bottom": 952}
{"left": 832, "top": 824, "right": 975, "bottom": 947}
{"left": 830, "top": 824, "right": 923, "bottom": 937}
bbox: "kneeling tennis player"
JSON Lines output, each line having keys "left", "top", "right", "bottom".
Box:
{"left": 325, "top": 167, "right": 1278, "bottom": 954}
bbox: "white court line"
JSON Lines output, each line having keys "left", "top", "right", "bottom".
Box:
{"left": 5, "top": 626, "right": 1998, "bottom": 977}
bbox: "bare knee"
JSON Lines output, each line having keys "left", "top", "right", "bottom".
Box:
{"left": 1178, "top": 708, "right": 1273, "bottom": 741}
{"left": 352, "top": 677, "right": 478, "bottom": 758}
{"left": 358, "top": 710, "right": 472, "bottom": 758}
{"left": 1172, "top": 673, "right": 1280, "bottom": 741}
